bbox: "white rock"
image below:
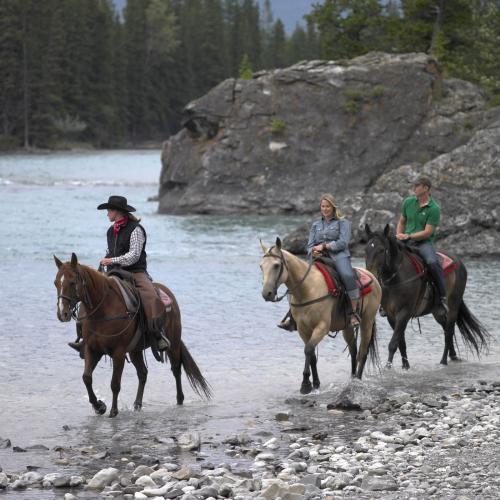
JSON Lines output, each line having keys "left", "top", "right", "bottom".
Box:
{"left": 269, "top": 141, "right": 288, "bottom": 152}
{"left": 87, "top": 467, "right": 119, "bottom": 489}
{"left": 177, "top": 432, "right": 201, "bottom": 451}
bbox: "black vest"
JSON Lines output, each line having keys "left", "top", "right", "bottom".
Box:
{"left": 106, "top": 220, "right": 147, "bottom": 272}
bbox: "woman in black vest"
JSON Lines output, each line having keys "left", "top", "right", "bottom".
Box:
{"left": 69, "top": 196, "right": 168, "bottom": 352}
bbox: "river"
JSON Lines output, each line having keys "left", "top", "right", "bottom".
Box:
{"left": 0, "top": 151, "right": 498, "bottom": 497}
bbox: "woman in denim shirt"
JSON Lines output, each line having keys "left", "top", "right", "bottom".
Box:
{"left": 308, "top": 194, "right": 360, "bottom": 325}
{"left": 279, "top": 194, "right": 360, "bottom": 331}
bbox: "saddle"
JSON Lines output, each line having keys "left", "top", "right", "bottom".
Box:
{"left": 107, "top": 269, "right": 173, "bottom": 356}
{"left": 403, "top": 249, "right": 457, "bottom": 316}
{"left": 314, "top": 257, "right": 374, "bottom": 298}
{"left": 404, "top": 249, "right": 457, "bottom": 277}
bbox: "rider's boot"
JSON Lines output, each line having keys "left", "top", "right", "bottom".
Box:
{"left": 349, "top": 298, "right": 361, "bottom": 327}
{"left": 277, "top": 309, "right": 297, "bottom": 331}
{"left": 156, "top": 328, "right": 170, "bottom": 351}
{"left": 68, "top": 321, "right": 83, "bottom": 352}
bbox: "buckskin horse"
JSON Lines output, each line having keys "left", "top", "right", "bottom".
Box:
{"left": 260, "top": 238, "right": 382, "bottom": 393}
{"left": 53, "top": 253, "right": 211, "bottom": 417}
{"left": 364, "top": 224, "right": 490, "bottom": 369}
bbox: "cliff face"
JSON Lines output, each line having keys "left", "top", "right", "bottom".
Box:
{"left": 159, "top": 52, "right": 499, "bottom": 256}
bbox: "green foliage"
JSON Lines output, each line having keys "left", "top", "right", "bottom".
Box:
{"left": 344, "top": 100, "right": 361, "bottom": 114}
{"left": 239, "top": 54, "right": 253, "bottom": 80}
{"left": 270, "top": 118, "right": 286, "bottom": 134}
{"left": 371, "top": 85, "right": 386, "bottom": 98}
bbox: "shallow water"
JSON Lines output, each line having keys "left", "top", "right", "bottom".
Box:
{"left": 0, "top": 151, "right": 498, "bottom": 494}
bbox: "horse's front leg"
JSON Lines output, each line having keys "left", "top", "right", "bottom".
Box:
{"left": 300, "top": 323, "right": 328, "bottom": 394}
{"left": 82, "top": 347, "right": 105, "bottom": 415}
{"left": 387, "top": 312, "right": 410, "bottom": 369}
{"left": 109, "top": 351, "right": 126, "bottom": 418}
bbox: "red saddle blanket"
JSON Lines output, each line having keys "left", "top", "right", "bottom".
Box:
{"left": 314, "top": 262, "right": 373, "bottom": 297}
{"left": 406, "top": 251, "right": 457, "bottom": 277}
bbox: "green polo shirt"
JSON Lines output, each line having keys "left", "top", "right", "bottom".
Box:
{"left": 401, "top": 196, "right": 441, "bottom": 243}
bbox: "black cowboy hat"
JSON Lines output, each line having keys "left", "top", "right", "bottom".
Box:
{"left": 97, "top": 195, "right": 136, "bottom": 212}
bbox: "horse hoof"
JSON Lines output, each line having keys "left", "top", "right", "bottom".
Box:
{"left": 94, "top": 400, "right": 107, "bottom": 415}
{"left": 109, "top": 409, "right": 118, "bottom": 418}
{"left": 176, "top": 399, "right": 184, "bottom": 406}
{"left": 133, "top": 403, "right": 142, "bottom": 411}
{"left": 300, "top": 383, "right": 312, "bottom": 395}
{"left": 440, "top": 359, "right": 448, "bottom": 366}
{"left": 450, "top": 356, "right": 462, "bottom": 362}
{"left": 385, "top": 362, "right": 393, "bottom": 370}
{"left": 313, "top": 382, "right": 321, "bottom": 390}
{"left": 402, "top": 364, "right": 410, "bottom": 371}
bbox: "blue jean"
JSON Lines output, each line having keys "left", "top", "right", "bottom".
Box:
{"left": 415, "top": 242, "right": 446, "bottom": 298}
{"left": 335, "top": 256, "right": 360, "bottom": 300}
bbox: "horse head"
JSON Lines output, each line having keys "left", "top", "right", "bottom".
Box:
{"left": 53, "top": 253, "right": 83, "bottom": 322}
{"left": 259, "top": 237, "right": 289, "bottom": 302}
{"left": 364, "top": 224, "right": 401, "bottom": 278}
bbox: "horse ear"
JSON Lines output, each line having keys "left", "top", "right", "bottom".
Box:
{"left": 275, "top": 237, "right": 282, "bottom": 250}
{"left": 259, "top": 238, "right": 268, "bottom": 254}
{"left": 54, "top": 255, "right": 63, "bottom": 269}
{"left": 70, "top": 253, "right": 78, "bottom": 267}
{"left": 365, "top": 224, "right": 373, "bottom": 237}
{"left": 383, "top": 224, "right": 391, "bottom": 237}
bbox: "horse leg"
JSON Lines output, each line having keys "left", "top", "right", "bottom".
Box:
{"left": 387, "top": 313, "right": 410, "bottom": 369}
{"left": 433, "top": 310, "right": 457, "bottom": 365}
{"left": 301, "top": 324, "right": 329, "bottom": 394}
{"left": 82, "top": 347, "right": 106, "bottom": 415}
{"left": 167, "top": 347, "right": 185, "bottom": 405}
{"left": 399, "top": 333, "right": 410, "bottom": 370}
{"left": 310, "top": 349, "right": 320, "bottom": 390}
{"left": 130, "top": 350, "right": 148, "bottom": 411}
{"left": 342, "top": 328, "right": 357, "bottom": 377}
{"left": 109, "top": 352, "right": 126, "bottom": 418}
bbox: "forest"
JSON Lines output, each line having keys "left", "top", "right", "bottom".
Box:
{"left": 0, "top": 0, "right": 499, "bottom": 149}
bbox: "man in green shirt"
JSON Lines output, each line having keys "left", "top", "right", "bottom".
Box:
{"left": 396, "top": 176, "right": 448, "bottom": 314}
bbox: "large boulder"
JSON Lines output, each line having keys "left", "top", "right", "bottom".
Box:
{"left": 158, "top": 52, "right": 499, "bottom": 255}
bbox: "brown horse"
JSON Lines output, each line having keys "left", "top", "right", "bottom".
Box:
{"left": 53, "top": 253, "right": 211, "bottom": 417}
{"left": 260, "top": 238, "right": 381, "bottom": 393}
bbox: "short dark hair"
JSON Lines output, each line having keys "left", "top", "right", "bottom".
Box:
{"left": 413, "top": 175, "right": 432, "bottom": 189}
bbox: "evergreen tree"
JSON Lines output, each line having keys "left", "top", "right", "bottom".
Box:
{"left": 269, "top": 19, "right": 287, "bottom": 68}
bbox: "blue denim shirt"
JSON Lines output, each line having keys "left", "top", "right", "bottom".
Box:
{"left": 307, "top": 217, "right": 352, "bottom": 260}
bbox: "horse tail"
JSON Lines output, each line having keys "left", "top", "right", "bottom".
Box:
{"left": 456, "top": 300, "right": 490, "bottom": 357}
{"left": 180, "top": 341, "right": 213, "bottom": 400}
{"left": 367, "top": 320, "right": 380, "bottom": 369}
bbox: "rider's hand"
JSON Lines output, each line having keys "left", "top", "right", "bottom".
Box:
{"left": 396, "top": 233, "right": 410, "bottom": 241}
{"left": 312, "top": 244, "right": 324, "bottom": 255}
{"left": 100, "top": 258, "right": 113, "bottom": 266}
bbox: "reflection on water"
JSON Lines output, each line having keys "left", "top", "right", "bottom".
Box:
{"left": 0, "top": 152, "right": 498, "bottom": 480}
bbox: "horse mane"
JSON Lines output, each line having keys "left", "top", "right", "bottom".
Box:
{"left": 76, "top": 264, "right": 110, "bottom": 292}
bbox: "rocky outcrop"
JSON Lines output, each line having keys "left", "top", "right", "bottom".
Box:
{"left": 159, "top": 52, "right": 499, "bottom": 256}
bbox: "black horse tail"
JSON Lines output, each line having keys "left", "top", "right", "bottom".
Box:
{"left": 367, "top": 320, "right": 380, "bottom": 369}
{"left": 180, "top": 341, "right": 213, "bottom": 400}
{"left": 456, "top": 300, "right": 490, "bottom": 357}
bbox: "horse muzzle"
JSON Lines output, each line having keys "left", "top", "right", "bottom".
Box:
{"left": 57, "top": 309, "right": 72, "bottom": 322}
{"left": 262, "top": 288, "right": 277, "bottom": 302}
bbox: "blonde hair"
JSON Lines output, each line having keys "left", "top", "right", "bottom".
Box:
{"left": 128, "top": 213, "right": 141, "bottom": 223}
{"left": 320, "top": 193, "right": 343, "bottom": 219}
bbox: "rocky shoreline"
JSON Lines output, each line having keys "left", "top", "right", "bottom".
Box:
{"left": 1, "top": 379, "right": 499, "bottom": 499}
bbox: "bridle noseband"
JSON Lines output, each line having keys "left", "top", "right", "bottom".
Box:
{"left": 262, "top": 249, "right": 289, "bottom": 302}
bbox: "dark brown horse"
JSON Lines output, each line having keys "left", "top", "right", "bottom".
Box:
{"left": 365, "top": 224, "right": 490, "bottom": 369}
{"left": 54, "top": 253, "right": 211, "bottom": 417}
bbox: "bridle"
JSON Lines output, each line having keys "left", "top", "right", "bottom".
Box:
{"left": 262, "top": 248, "right": 319, "bottom": 304}
{"left": 57, "top": 267, "right": 136, "bottom": 337}
{"left": 366, "top": 235, "right": 423, "bottom": 288}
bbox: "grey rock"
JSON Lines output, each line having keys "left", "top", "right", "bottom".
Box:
{"left": 177, "top": 432, "right": 201, "bottom": 451}
{"left": 198, "top": 485, "right": 219, "bottom": 498}
{"left": 53, "top": 475, "right": 72, "bottom": 488}
{"left": 0, "top": 439, "right": 11, "bottom": 449}
{"left": 87, "top": 467, "right": 119, "bottom": 489}
{"left": 0, "top": 472, "right": 9, "bottom": 489}
{"left": 220, "top": 484, "right": 234, "bottom": 497}
{"left": 158, "top": 52, "right": 498, "bottom": 256}
{"left": 361, "top": 475, "right": 399, "bottom": 491}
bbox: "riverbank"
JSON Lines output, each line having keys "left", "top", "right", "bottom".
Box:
{"left": 1, "top": 377, "right": 499, "bottom": 499}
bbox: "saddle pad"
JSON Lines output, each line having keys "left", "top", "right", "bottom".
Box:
{"left": 314, "top": 262, "right": 373, "bottom": 297}
{"left": 156, "top": 287, "right": 173, "bottom": 312}
{"left": 354, "top": 268, "right": 373, "bottom": 297}
{"left": 437, "top": 252, "right": 457, "bottom": 276}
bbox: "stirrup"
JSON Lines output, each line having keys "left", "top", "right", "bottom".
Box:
{"left": 349, "top": 312, "right": 361, "bottom": 327}
{"left": 277, "top": 317, "right": 297, "bottom": 332}
{"left": 68, "top": 341, "right": 82, "bottom": 352}
{"left": 157, "top": 331, "right": 170, "bottom": 351}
